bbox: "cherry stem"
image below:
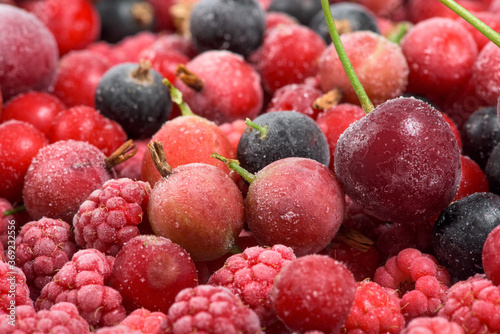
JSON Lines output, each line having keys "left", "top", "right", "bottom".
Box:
{"left": 148, "top": 140, "right": 173, "bottom": 178}
{"left": 320, "top": 0, "right": 374, "bottom": 114}
{"left": 162, "top": 78, "right": 195, "bottom": 116}
{"left": 387, "top": 22, "right": 410, "bottom": 44}
{"left": 210, "top": 152, "right": 256, "bottom": 183}
{"left": 245, "top": 118, "right": 267, "bottom": 140}
{"left": 438, "top": 0, "right": 500, "bottom": 48}
{"left": 104, "top": 140, "right": 137, "bottom": 170}
{"left": 3, "top": 204, "right": 26, "bottom": 216}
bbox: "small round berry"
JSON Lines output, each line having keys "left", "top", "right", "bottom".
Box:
{"left": 483, "top": 225, "right": 500, "bottom": 285}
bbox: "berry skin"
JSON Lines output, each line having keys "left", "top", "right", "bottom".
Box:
{"left": 438, "top": 274, "right": 500, "bottom": 334}
{"left": 163, "top": 285, "right": 263, "bottom": 334}
{"left": 15, "top": 217, "right": 77, "bottom": 300}
{"left": 36, "top": 249, "right": 127, "bottom": 329}
{"left": 0, "top": 261, "right": 33, "bottom": 315}
{"left": 208, "top": 244, "right": 296, "bottom": 327}
{"left": 373, "top": 248, "right": 451, "bottom": 321}
{"left": 401, "top": 316, "right": 465, "bottom": 334}
{"left": 0, "top": 302, "right": 90, "bottom": 334}
{"left": 118, "top": 308, "right": 167, "bottom": 334}
{"left": 342, "top": 281, "right": 405, "bottom": 334}
{"left": 270, "top": 255, "right": 356, "bottom": 333}
{"left": 95, "top": 325, "right": 144, "bottom": 334}
{"left": 73, "top": 178, "right": 151, "bottom": 256}
{"left": 482, "top": 225, "right": 500, "bottom": 285}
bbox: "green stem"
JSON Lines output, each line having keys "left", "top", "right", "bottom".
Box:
{"left": 320, "top": 0, "right": 374, "bottom": 114}
{"left": 210, "top": 152, "right": 256, "bottom": 183}
{"left": 162, "top": 78, "right": 195, "bottom": 116}
{"left": 3, "top": 204, "right": 25, "bottom": 216}
{"left": 228, "top": 242, "right": 243, "bottom": 255}
{"left": 387, "top": 22, "right": 410, "bottom": 45}
{"left": 245, "top": 118, "right": 268, "bottom": 139}
{"left": 438, "top": 0, "right": 500, "bottom": 48}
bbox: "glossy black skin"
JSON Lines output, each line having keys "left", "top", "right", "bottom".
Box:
{"left": 96, "top": 0, "right": 155, "bottom": 44}
{"left": 485, "top": 143, "right": 500, "bottom": 195}
{"left": 95, "top": 63, "right": 172, "bottom": 139}
{"left": 189, "top": 0, "right": 265, "bottom": 57}
{"left": 237, "top": 111, "right": 330, "bottom": 174}
{"left": 432, "top": 192, "right": 500, "bottom": 281}
{"left": 309, "top": 2, "right": 380, "bottom": 43}
{"left": 268, "top": 0, "right": 322, "bottom": 25}
{"left": 461, "top": 106, "right": 500, "bottom": 170}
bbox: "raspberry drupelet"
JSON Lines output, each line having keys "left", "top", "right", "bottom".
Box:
{"left": 438, "top": 274, "right": 500, "bottom": 334}
{"left": 401, "top": 316, "right": 465, "bottom": 334}
{"left": 208, "top": 244, "right": 296, "bottom": 327}
{"left": 373, "top": 248, "right": 451, "bottom": 321}
{"left": 0, "top": 302, "right": 90, "bottom": 334}
{"left": 162, "top": 285, "right": 263, "bottom": 333}
{"left": 15, "top": 217, "right": 77, "bottom": 300}
{"left": 0, "top": 261, "right": 33, "bottom": 314}
{"left": 342, "top": 280, "right": 405, "bottom": 334}
{"left": 36, "top": 249, "right": 127, "bottom": 329}
{"left": 73, "top": 178, "right": 152, "bottom": 256}
{"left": 118, "top": 308, "right": 167, "bottom": 333}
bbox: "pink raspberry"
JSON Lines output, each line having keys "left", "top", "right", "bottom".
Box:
{"left": 343, "top": 281, "right": 405, "bottom": 334}
{"left": 163, "top": 285, "right": 263, "bottom": 334}
{"left": 0, "top": 261, "right": 33, "bottom": 315}
{"left": 438, "top": 274, "right": 500, "bottom": 334}
{"left": 0, "top": 302, "right": 89, "bottom": 334}
{"left": 36, "top": 249, "right": 127, "bottom": 329}
{"left": 401, "top": 316, "right": 465, "bottom": 334}
{"left": 95, "top": 325, "right": 143, "bottom": 334}
{"left": 73, "top": 178, "right": 151, "bottom": 256}
{"left": 0, "top": 198, "right": 16, "bottom": 250}
{"left": 15, "top": 217, "right": 77, "bottom": 300}
{"left": 219, "top": 119, "right": 247, "bottom": 152}
{"left": 118, "top": 308, "right": 167, "bottom": 333}
{"left": 208, "top": 244, "right": 295, "bottom": 327}
{"left": 373, "top": 248, "right": 450, "bottom": 321}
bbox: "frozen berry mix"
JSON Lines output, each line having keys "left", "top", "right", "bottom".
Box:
{"left": 208, "top": 244, "right": 296, "bottom": 326}
{"left": 73, "top": 178, "right": 151, "bottom": 256}
{"left": 15, "top": 217, "right": 77, "bottom": 300}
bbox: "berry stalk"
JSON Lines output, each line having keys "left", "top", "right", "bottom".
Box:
{"left": 320, "top": 0, "right": 374, "bottom": 114}
{"left": 438, "top": 0, "right": 500, "bottom": 47}
{"left": 162, "top": 78, "right": 195, "bottom": 116}
{"left": 210, "top": 152, "right": 256, "bottom": 183}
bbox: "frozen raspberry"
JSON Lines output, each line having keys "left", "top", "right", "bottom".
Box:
{"left": 342, "top": 281, "right": 405, "bottom": 334}
{"left": 0, "top": 262, "right": 33, "bottom": 314}
{"left": 219, "top": 119, "right": 248, "bottom": 153}
{"left": 208, "top": 244, "right": 296, "bottom": 326}
{"left": 15, "top": 217, "right": 77, "bottom": 300}
{"left": 164, "top": 285, "right": 262, "bottom": 334}
{"left": 483, "top": 224, "right": 500, "bottom": 285}
{"left": 438, "top": 274, "right": 500, "bottom": 334}
{"left": 96, "top": 325, "right": 143, "bottom": 334}
{"left": 73, "top": 178, "right": 152, "bottom": 256}
{"left": 0, "top": 198, "right": 17, "bottom": 250}
{"left": 374, "top": 248, "right": 451, "bottom": 321}
{"left": 0, "top": 302, "right": 89, "bottom": 334}
{"left": 0, "top": 261, "right": 33, "bottom": 315}
{"left": 36, "top": 249, "right": 127, "bottom": 329}
{"left": 401, "top": 316, "right": 465, "bottom": 334}
{"left": 0, "top": 243, "right": 5, "bottom": 262}
{"left": 118, "top": 308, "right": 166, "bottom": 333}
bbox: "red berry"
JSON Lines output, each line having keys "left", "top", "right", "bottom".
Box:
{"left": 0, "top": 91, "right": 66, "bottom": 136}
{"left": 343, "top": 281, "right": 405, "bottom": 334}
{"left": 0, "top": 302, "right": 90, "bottom": 334}
{"left": 111, "top": 235, "right": 198, "bottom": 314}
{"left": 0, "top": 120, "right": 48, "bottom": 203}
{"left": 15, "top": 217, "right": 77, "bottom": 300}
{"left": 373, "top": 248, "right": 451, "bottom": 321}
{"left": 219, "top": 119, "right": 247, "bottom": 153}
{"left": 482, "top": 225, "right": 500, "bottom": 285}
{"left": 401, "top": 316, "right": 465, "bottom": 334}
{"left": 36, "top": 249, "right": 127, "bottom": 329}
{"left": 0, "top": 4, "right": 58, "bottom": 101}
{"left": 0, "top": 261, "right": 33, "bottom": 314}
{"left": 51, "top": 50, "right": 111, "bottom": 108}
{"left": 19, "top": 0, "right": 101, "bottom": 56}
{"left": 163, "top": 285, "right": 262, "bottom": 334}
{"left": 149, "top": 33, "right": 198, "bottom": 59}
{"left": 208, "top": 244, "right": 296, "bottom": 326}
{"left": 48, "top": 105, "right": 128, "bottom": 156}
{"left": 266, "top": 83, "right": 324, "bottom": 120}
{"left": 270, "top": 254, "right": 356, "bottom": 333}
{"left": 320, "top": 31, "right": 409, "bottom": 106}
{"left": 137, "top": 48, "right": 190, "bottom": 84}
{"left": 73, "top": 178, "right": 151, "bottom": 256}
{"left": 438, "top": 274, "right": 500, "bottom": 334}
{"left": 118, "top": 308, "right": 167, "bottom": 334}
{"left": 473, "top": 41, "right": 500, "bottom": 105}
